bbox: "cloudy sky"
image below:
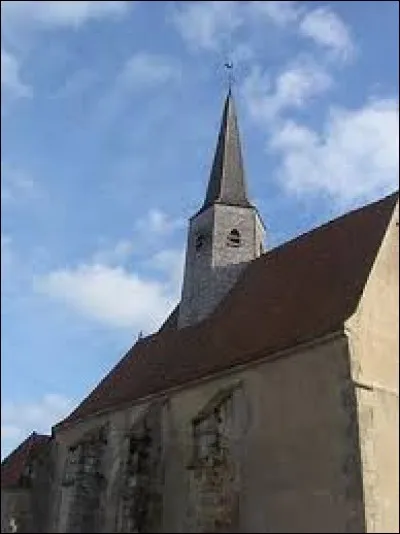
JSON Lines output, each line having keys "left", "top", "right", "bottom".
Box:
{"left": 1, "top": 0, "right": 398, "bottom": 458}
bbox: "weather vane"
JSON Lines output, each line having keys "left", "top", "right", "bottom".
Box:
{"left": 224, "top": 61, "right": 235, "bottom": 91}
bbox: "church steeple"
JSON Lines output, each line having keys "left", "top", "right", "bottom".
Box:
{"left": 201, "top": 89, "right": 252, "bottom": 213}
{"left": 178, "top": 89, "right": 265, "bottom": 329}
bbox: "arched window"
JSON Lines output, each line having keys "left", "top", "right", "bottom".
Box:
{"left": 227, "top": 228, "right": 241, "bottom": 247}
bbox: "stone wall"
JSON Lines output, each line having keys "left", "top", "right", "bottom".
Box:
{"left": 164, "top": 334, "right": 365, "bottom": 533}
{"left": 1, "top": 441, "right": 54, "bottom": 534}
{"left": 52, "top": 403, "right": 165, "bottom": 533}
{"left": 29, "top": 441, "right": 55, "bottom": 533}
{"left": 346, "top": 201, "right": 399, "bottom": 533}
{"left": 1, "top": 490, "right": 32, "bottom": 533}
{"left": 63, "top": 425, "right": 108, "bottom": 533}
{"left": 186, "top": 383, "right": 243, "bottom": 532}
{"left": 48, "top": 333, "right": 369, "bottom": 533}
{"left": 178, "top": 203, "right": 264, "bottom": 328}
{"left": 116, "top": 403, "right": 164, "bottom": 533}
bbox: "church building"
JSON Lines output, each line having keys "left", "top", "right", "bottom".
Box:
{"left": 1, "top": 88, "right": 398, "bottom": 533}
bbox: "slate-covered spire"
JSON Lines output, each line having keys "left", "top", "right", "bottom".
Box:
{"left": 200, "top": 88, "right": 252, "bottom": 213}
{"left": 178, "top": 87, "right": 265, "bottom": 329}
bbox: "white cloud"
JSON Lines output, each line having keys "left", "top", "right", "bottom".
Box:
{"left": 33, "top": 207, "right": 185, "bottom": 333}
{"left": 91, "top": 239, "right": 135, "bottom": 266}
{"left": 229, "top": 42, "right": 255, "bottom": 66}
{"left": 1, "top": 393, "right": 74, "bottom": 457}
{"left": 299, "top": 7, "right": 354, "bottom": 61}
{"left": 169, "top": 0, "right": 300, "bottom": 71}
{"left": 91, "top": 209, "right": 184, "bottom": 267}
{"left": 35, "top": 252, "right": 183, "bottom": 332}
{"left": 1, "top": 1, "right": 131, "bottom": 104}
{"left": 242, "top": 59, "right": 332, "bottom": 122}
{"left": 249, "top": 1, "right": 301, "bottom": 26}
{"left": 171, "top": 1, "right": 241, "bottom": 51}
{"left": 94, "top": 53, "right": 181, "bottom": 128}
{"left": 269, "top": 99, "right": 399, "bottom": 207}
{"left": 136, "top": 208, "right": 185, "bottom": 235}
{"left": 51, "top": 68, "right": 97, "bottom": 99}
{"left": 235, "top": 2, "right": 383, "bottom": 209}
{"left": 1, "top": 1, "right": 130, "bottom": 30}
{"left": 151, "top": 248, "right": 185, "bottom": 272}
{"left": 1, "top": 49, "right": 31, "bottom": 98}
{"left": 171, "top": 1, "right": 351, "bottom": 62}
{"left": 117, "top": 53, "right": 181, "bottom": 92}
{"left": 148, "top": 248, "right": 185, "bottom": 288}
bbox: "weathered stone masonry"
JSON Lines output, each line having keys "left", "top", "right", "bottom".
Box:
{"left": 117, "top": 406, "right": 164, "bottom": 533}
{"left": 186, "top": 384, "right": 244, "bottom": 533}
{"left": 62, "top": 425, "right": 108, "bottom": 533}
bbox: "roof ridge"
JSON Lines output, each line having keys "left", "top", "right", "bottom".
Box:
{"left": 263, "top": 191, "right": 398, "bottom": 260}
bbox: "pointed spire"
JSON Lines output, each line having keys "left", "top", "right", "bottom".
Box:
{"left": 200, "top": 89, "right": 252, "bottom": 213}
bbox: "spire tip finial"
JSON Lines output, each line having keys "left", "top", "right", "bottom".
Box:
{"left": 224, "top": 61, "right": 234, "bottom": 93}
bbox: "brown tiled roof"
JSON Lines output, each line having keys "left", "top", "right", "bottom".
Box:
{"left": 55, "top": 192, "right": 398, "bottom": 431}
{"left": 158, "top": 303, "right": 179, "bottom": 332}
{"left": 1, "top": 432, "right": 51, "bottom": 488}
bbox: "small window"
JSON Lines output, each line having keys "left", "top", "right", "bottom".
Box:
{"left": 227, "top": 229, "right": 241, "bottom": 247}
{"left": 195, "top": 233, "right": 205, "bottom": 251}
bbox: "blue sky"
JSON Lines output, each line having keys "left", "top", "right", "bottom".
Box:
{"left": 1, "top": 0, "right": 398, "bottom": 458}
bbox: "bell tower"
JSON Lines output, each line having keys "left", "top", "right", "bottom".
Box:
{"left": 178, "top": 89, "right": 265, "bottom": 328}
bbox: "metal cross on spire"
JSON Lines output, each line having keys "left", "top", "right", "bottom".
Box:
{"left": 224, "top": 61, "right": 235, "bottom": 92}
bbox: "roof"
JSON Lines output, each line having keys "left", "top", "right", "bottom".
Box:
{"left": 55, "top": 191, "right": 398, "bottom": 431}
{"left": 1, "top": 432, "right": 51, "bottom": 489}
{"left": 158, "top": 303, "right": 179, "bottom": 332}
{"left": 198, "top": 89, "right": 252, "bottom": 215}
